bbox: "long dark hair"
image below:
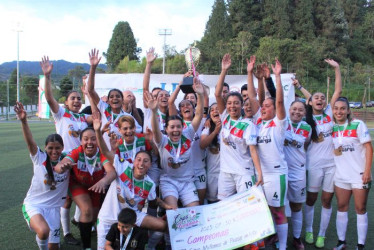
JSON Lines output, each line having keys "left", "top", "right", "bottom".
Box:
{"left": 208, "top": 103, "right": 220, "bottom": 149}
{"left": 305, "top": 96, "right": 319, "bottom": 142}
{"left": 45, "top": 134, "right": 64, "bottom": 183}
{"left": 334, "top": 97, "right": 353, "bottom": 125}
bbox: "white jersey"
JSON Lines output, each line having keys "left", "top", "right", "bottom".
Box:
{"left": 201, "top": 127, "right": 220, "bottom": 177}
{"left": 183, "top": 118, "right": 207, "bottom": 172}
{"left": 219, "top": 110, "right": 258, "bottom": 175}
{"left": 143, "top": 108, "right": 166, "bottom": 133}
{"left": 52, "top": 106, "right": 89, "bottom": 152}
{"left": 23, "top": 148, "right": 69, "bottom": 208}
{"left": 332, "top": 119, "right": 371, "bottom": 184}
{"left": 157, "top": 125, "right": 195, "bottom": 182}
{"left": 284, "top": 120, "right": 312, "bottom": 181}
{"left": 98, "top": 99, "right": 142, "bottom": 149}
{"left": 98, "top": 155, "right": 156, "bottom": 224}
{"left": 256, "top": 116, "right": 288, "bottom": 174}
{"left": 306, "top": 105, "right": 335, "bottom": 169}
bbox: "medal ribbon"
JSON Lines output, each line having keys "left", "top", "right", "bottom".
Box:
{"left": 69, "top": 110, "right": 84, "bottom": 131}
{"left": 313, "top": 115, "right": 323, "bottom": 134}
{"left": 168, "top": 138, "right": 182, "bottom": 163}
{"left": 120, "top": 228, "right": 133, "bottom": 250}
{"left": 84, "top": 149, "right": 99, "bottom": 176}
{"left": 337, "top": 121, "right": 348, "bottom": 146}
{"left": 123, "top": 137, "right": 137, "bottom": 162}
{"left": 289, "top": 119, "right": 302, "bottom": 140}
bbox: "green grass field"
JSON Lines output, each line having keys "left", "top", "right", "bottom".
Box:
{"left": 0, "top": 121, "right": 373, "bottom": 249}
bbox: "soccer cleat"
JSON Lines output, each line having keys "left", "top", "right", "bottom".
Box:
{"left": 315, "top": 236, "right": 325, "bottom": 248}
{"left": 292, "top": 237, "right": 305, "bottom": 250}
{"left": 305, "top": 232, "right": 314, "bottom": 244}
{"left": 356, "top": 244, "right": 365, "bottom": 250}
{"left": 64, "top": 233, "right": 80, "bottom": 245}
{"left": 333, "top": 240, "right": 347, "bottom": 250}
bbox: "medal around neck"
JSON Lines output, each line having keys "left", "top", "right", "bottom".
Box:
{"left": 181, "top": 45, "right": 201, "bottom": 94}
{"left": 317, "top": 132, "right": 324, "bottom": 142}
{"left": 334, "top": 146, "right": 343, "bottom": 156}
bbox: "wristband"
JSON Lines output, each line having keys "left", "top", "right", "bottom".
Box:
{"left": 297, "top": 85, "right": 303, "bottom": 90}
{"left": 203, "top": 107, "right": 209, "bottom": 115}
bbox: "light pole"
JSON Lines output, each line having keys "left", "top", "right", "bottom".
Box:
{"left": 15, "top": 22, "right": 23, "bottom": 102}
{"left": 158, "top": 29, "right": 172, "bottom": 74}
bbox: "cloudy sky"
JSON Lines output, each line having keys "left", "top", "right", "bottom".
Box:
{"left": 0, "top": 0, "right": 215, "bottom": 64}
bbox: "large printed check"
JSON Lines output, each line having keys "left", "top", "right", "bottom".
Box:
{"left": 166, "top": 187, "right": 275, "bottom": 250}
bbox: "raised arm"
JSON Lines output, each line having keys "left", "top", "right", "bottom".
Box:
{"left": 144, "top": 91, "right": 162, "bottom": 144}
{"left": 215, "top": 54, "right": 231, "bottom": 114}
{"left": 168, "top": 72, "right": 190, "bottom": 116}
{"left": 292, "top": 77, "right": 311, "bottom": 100}
{"left": 143, "top": 48, "right": 157, "bottom": 108}
{"left": 87, "top": 49, "right": 102, "bottom": 106}
{"left": 271, "top": 59, "right": 286, "bottom": 120}
{"left": 40, "top": 56, "right": 59, "bottom": 114}
{"left": 191, "top": 78, "right": 204, "bottom": 132}
{"left": 325, "top": 59, "right": 342, "bottom": 108}
{"left": 246, "top": 56, "right": 260, "bottom": 114}
{"left": 15, "top": 102, "right": 37, "bottom": 156}
{"left": 92, "top": 112, "right": 114, "bottom": 164}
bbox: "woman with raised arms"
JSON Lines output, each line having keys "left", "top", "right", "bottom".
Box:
{"left": 145, "top": 76, "right": 205, "bottom": 209}
{"left": 86, "top": 49, "right": 142, "bottom": 148}
{"left": 16, "top": 102, "right": 69, "bottom": 250}
{"left": 54, "top": 127, "right": 116, "bottom": 250}
{"left": 331, "top": 97, "right": 372, "bottom": 250}
{"left": 294, "top": 60, "right": 342, "bottom": 248}
{"left": 247, "top": 57, "right": 288, "bottom": 250}
{"left": 214, "top": 54, "right": 263, "bottom": 200}
{"left": 167, "top": 71, "right": 209, "bottom": 205}
{"left": 42, "top": 56, "right": 92, "bottom": 245}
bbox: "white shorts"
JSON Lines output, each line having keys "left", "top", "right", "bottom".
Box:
{"left": 335, "top": 181, "right": 371, "bottom": 191}
{"left": 147, "top": 164, "right": 161, "bottom": 187}
{"left": 22, "top": 204, "right": 61, "bottom": 244}
{"left": 307, "top": 166, "right": 335, "bottom": 193}
{"left": 217, "top": 172, "right": 256, "bottom": 200}
{"left": 194, "top": 168, "right": 207, "bottom": 190}
{"left": 206, "top": 172, "right": 219, "bottom": 202}
{"left": 97, "top": 220, "right": 113, "bottom": 250}
{"left": 262, "top": 174, "right": 288, "bottom": 207}
{"left": 288, "top": 179, "right": 306, "bottom": 203}
{"left": 160, "top": 177, "right": 198, "bottom": 206}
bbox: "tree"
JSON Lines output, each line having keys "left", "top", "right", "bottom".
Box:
{"left": 104, "top": 21, "right": 141, "bottom": 70}
{"left": 23, "top": 76, "right": 39, "bottom": 105}
{"left": 60, "top": 76, "right": 73, "bottom": 98}
{"left": 293, "top": 0, "right": 316, "bottom": 40}
{"left": 68, "top": 66, "right": 87, "bottom": 90}
{"left": 198, "top": 0, "right": 233, "bottom": 73}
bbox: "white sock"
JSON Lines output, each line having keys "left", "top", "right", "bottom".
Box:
{"left": 291, "top": 210, "right": 303, "bottom": 238}
{"left": 357, "top": 213, "right": 368, "bottom": 245}
{"left": 276, "top": 223, "right": 288, "bottom": 250}
{"left": 36, "top": 235, "right": 48, "bottom": 250}
{"left": 60, "top": 207, "right": 70, "bottom": 236}
{"left": 74, "top": 205, "right": 81, "bottom": 221}
{"left": 304, "top": 204, "right": 314, "bottom": 232}
{"left": 336, "top": 211, "right": 348, "bottom": 241}
{"left": 146, "top": 231, "right": 164, "bottom": 249}
{"left": 318, "top": 207, "right": 332, "bottom": 236}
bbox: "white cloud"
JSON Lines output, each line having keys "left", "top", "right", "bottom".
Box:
{"left": 0, "top": 1, "right": 213, "bottom": 64}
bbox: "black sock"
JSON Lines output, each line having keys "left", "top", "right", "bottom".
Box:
{"left": 78, "top": 222, "right": 92, "bottom": 248}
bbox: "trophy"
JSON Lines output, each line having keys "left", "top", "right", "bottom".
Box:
{"left": 181, "top": 45, "right": 201, "bottom": 93}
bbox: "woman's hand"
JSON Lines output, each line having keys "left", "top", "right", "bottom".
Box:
{"left": 14, "top": 102, "right": 27, "bottom": 121}
{"left": 92, "top": 112, "right": 102, "bottom": 131}
{"left": 144, "top": 91, "right": 158, "bottom": 111}
{"left": 89, "top": 48, "right": 101, "bottom": 67}
{"left": 255, "top": 173, "right": 264, "bottom": 186}
{"left": 271, "top": 58, "right": 282, "bottom": 76}
{"left": 40, "top": 56, "right": 53, "bottom": 76}
{"left": 146, "top": 47, "right": 157, "bottom": 64}
{"left": 88, "top": 179, "right": 108, "bottom": 193}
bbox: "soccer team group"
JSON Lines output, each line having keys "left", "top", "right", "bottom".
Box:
{"left": 18, "top": 48, "right": 372, "bottom": 250}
